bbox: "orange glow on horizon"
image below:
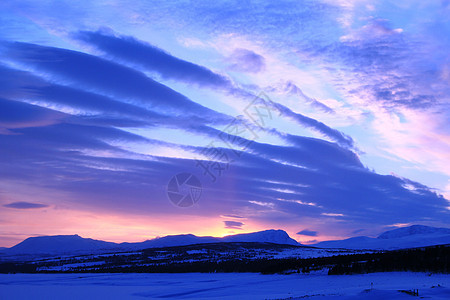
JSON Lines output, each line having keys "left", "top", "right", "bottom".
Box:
{"left": 0, "top": 205, "right": 269, "bottom": 247}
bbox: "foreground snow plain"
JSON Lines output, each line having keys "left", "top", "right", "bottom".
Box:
{"left": 1, "top": 272, "right": 449, "bottom": 299}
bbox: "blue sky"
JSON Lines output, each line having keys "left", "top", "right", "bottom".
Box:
{"left": 0, "top": 0, "right": 449, "bottom": 246}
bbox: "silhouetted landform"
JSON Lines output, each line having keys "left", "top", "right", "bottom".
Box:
{"left": 0, "top": 229, "right": 299, "bottom": 257}
{"left": 3, "top": 225, "right": 450, "bottom": 259}
{"left": 313, "top": 225, "right": 450, "bottom": 250}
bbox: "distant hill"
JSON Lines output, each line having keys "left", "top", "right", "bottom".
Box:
{"left": 3, "top": 235, "right": 118, "bottom": 256}
{"left": 7, "top": 225, "right": 448, "bottom": 257}
{"left": 0, "top": 229, "right": 299, "bottom": 256}
{"left": 378, "top": 225, "right": 450, "bottom": 239}
{"left": 313, "top": 225, "right": 450, "bottom": 250}
{"left": 222, "top": 229, "right": 298, "bottom": 245}
{"left": 127, "top": 229, "right": 299, "bottom": 250}
{"left": 121, "top": 234, "right": 218, "bottom": 250}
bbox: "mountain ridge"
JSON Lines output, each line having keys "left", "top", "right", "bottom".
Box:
{"left": 313, "top": 225, "right": 450, "bottom": 250}
{"left": 3, "top": 225, "right": 450, "bottom": 256}
{"left": 0, "top": 229, "right": 299, "bottom": 256}
{"left": 377, "top": 224, "right": 450, "bottom": 239}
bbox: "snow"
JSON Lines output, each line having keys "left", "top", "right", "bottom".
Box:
{"left": 186, "top": 249, "right": 208, "bottom": 254}
{"left": 17, "top": 244, "right": 365, "bottom": 272}
{"left": 270, "top": 247, "right": 358, "bottom": 259}
{"left": 37, "top": 261, "right": 106, "bottom": 272}
{"left": 314, "top": 234, "right": 450, "bottom": 250}
{"left": 1, "top": 272, "right": 448, "bottom": 299}
{"left": 313, "top": 225, "right": 450, "bottom": 250}
{"left": 378, "top": 225, "right": 450, "bottom": 239}
{"left": 222, "top": 229, "right": 299, "bottom": 245}
{"left": 4, "top": 235, "right": 118, "bottom": 255}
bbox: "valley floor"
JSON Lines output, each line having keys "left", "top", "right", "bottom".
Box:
{"left": 1, "top": 272, "right": 449, "bottom": 299}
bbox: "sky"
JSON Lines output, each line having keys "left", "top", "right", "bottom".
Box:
{"left": 0, "top": 0, "right": 449, "bottom": 247}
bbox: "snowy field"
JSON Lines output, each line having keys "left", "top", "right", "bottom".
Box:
{"left": 1, "top": 272, "right": 449, "bottom": 299}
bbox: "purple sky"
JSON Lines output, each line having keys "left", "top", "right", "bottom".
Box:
{"left": 0, "top": 0, "right": 449, "bottom": 247}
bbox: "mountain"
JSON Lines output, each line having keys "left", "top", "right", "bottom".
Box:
{"left": 125, "top": 229, "right": 298, "bottom": 250}
{"left": 222, "top": 229, "right": 298, "bottom": 245}
{"left": 122, "top": 234, "right": 219, "bottom": 250}
{"left": 3, "top": 235, "right": 118, "bottom": 255}
{"left": 0, "top": 230, "right": 299, "bottom": 257}
{"left": 313, "top": 225, "right": 450, "bottom": 250}
{"left": 378, "top": 225, "right": 450, "bottom": 239}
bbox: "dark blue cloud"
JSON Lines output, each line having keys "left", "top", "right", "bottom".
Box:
{"left": 222, "top": 214, "right": 246, "bottom": 219}
{"left": 296, "top": 229, "right": 317, "bottom": 236}
{"left": 0, "top": 41, "right": 233, "bottom": 125}
{"left": 0, "top": 88, "right": 441, "bottom": 229}
{"left": 0, "top": 65, "right": 218, "bottom": 130}
{"left": 235, "top": 89, "right": 355, "bottom": 149}
{"left": 174, "top": 129, "right": 448, "bottom": 226}
{"left": 0, "top": 117, "right": 446, "bottom": 228}
{"left": 224, "top": 221, "right": 245, "bottom": 229}
{"left": 73, "top": 31, "right": 354, "bottom": 149}
{"left": 271, "top": 102, "right": 355, "bottom": 149}
{"left": 4, "top": 202, "right": 49, "bottom": 209}
{"left": 0, "top": 24, "right": 447, "bottom": 238}
{"left": 0, "top": 97, "right": 65, "bottom": 129}
{"left": 76, "top": 30, "right": 233, "bottom": 89}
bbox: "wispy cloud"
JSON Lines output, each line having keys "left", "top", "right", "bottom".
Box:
{"left": 73, "top": 31, "right": 356, "bottom": 149}
{"left": 296, "top": 229, "right": 318, "bottom": 237}
{"left": 224, "top": 221, "right": 245, "bottom": 229}
{"left": 1, "top": 41, "right": 233, "bottom": 125}
{"left": 76, "top": 30, "right": 234, "bottom": 89}
{"left": 4, "top": 202, "right": 49, "bottom": 209}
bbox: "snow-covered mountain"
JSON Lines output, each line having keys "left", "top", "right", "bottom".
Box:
{"left": 3, "top": 235, "right": 118, "bottom": 255}
{"left": 125, "top": 229, "right": 298, "bottom": 250}
{"left": 122, "top": 234, "right": 219, "bottom": 250}
{"left": 6, "top": 225, "right": 447, "bottom": 257}
{"left": 222, "top": 229, "right": 298, "bottom": 245}
{"left": 378, "top": 225, "right": 450, "bottom": 239}
{"left": 313, "top": 225, "right": 450, "bottom": 250}
{"left": 0, "top": 229, "right": 299, "bottom": 256}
